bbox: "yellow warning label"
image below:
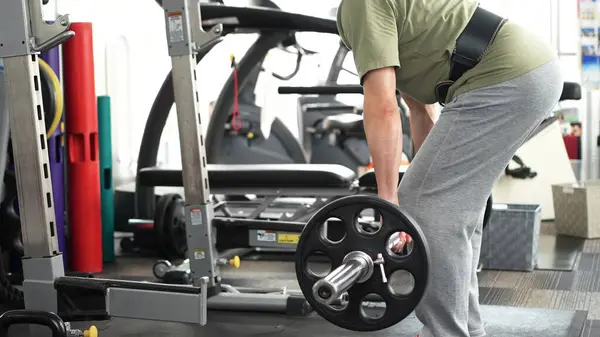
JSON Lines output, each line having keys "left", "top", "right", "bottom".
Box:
{"left": 193, "top": 248, "right": 205, "bottom": 260}
{"left": 277, "top": 233, "right": 300, "bottom": 244}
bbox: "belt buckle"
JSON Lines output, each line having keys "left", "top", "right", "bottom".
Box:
{"left": 435, "top": 80, "right": 454, "bottom": 106}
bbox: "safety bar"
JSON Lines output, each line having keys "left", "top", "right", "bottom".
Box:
{"left": 278, "top": 85, "right": 363, "bottom": 95}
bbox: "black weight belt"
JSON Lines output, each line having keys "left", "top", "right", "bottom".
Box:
{"left": 435, "top": 7, "right": 507, "bottom": 105}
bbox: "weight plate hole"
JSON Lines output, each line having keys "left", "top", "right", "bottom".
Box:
{"left": 388, "top": 270, "right": 415, "bottom": 296}
{"left": 327, "top": 292, "right": 350, "bottom": 312}
{"left": 319, "top": 217, "right": 346, "bottom": 244}
{"left": 306, "top": 251, "right": 332, "bottom": 278}
{"left": 360, "top": 293, "right": 386, "bottom": 320}
{"left": 386, "top": 231, "right": 414, "bottom": 258}
{"left": 355, "top": 208, "right": 383, "bottom": 236}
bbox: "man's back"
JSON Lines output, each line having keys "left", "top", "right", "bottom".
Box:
{"left": 337, "top": 0, "right": 556, "bottom": 104}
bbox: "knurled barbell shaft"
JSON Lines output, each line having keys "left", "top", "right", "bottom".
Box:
{"left": 312, "top": 251, "right": 373, "bottom": 305}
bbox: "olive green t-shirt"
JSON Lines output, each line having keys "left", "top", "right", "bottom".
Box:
{"left": 336, "top": 0, "right": 557, "bottom": 104}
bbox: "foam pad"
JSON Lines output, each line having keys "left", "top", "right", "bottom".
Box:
{"left": 560, "top": 82, "right": 582, "bottom": 101}
{"left": 137, "top": 164, "right": 356, "bottom": 189}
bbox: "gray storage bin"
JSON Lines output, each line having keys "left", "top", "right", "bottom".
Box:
{"left": 480, "top": 204, "right": 541, "bottom": 272}
{"left": 552, "top": 181, "right": 600, "bottom": 239}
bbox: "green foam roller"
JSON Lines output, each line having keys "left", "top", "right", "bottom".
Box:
{"left": 98, "top": 96, "right": 115, "bottom": 263}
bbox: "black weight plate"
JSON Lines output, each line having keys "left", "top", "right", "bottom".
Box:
{"left": 482, "top": 194, "right": 493, "bottom": 232}
{"left": 153, "top": 194, "right": 181, "bottom": 258}
{"left": 295, "top": 195, "right": 430, "bottom": 332}
{"left": 163, "top": 196, "right": 187, "bottom": 259}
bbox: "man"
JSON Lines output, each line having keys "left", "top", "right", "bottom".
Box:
{"left": 336, "top": 1, "right": 562, "bottom": 336}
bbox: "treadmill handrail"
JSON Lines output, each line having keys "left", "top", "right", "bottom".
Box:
{"left": 279, "top": 85, "right": 363, "bottom": 95}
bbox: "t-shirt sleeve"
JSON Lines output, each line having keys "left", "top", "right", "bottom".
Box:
{"left": 337, "top": 0, "right": 400, "bottom": 84}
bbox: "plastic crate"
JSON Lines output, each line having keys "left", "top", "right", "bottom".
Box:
{"left": 552, "top": 181, "right": 600, "bottom": 239}
{"left": 480, "top": 204, "right": 541, "bottom": 271}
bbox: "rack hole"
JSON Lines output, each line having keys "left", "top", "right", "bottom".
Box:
{"left": 200, "top": 135, "right": 204, "bottom": 146}
{"left": 31, "top": 54, "right": 36, "bottom": 61}
{"left": 197, "top": 113, "right": 201, "bottom": 124}
{"left": 319, "top": 217, "right": 346, "bottom": 244}
{"left": 37, "top": 105, "right": 42, "bottom": 120}
{"left": 46, "top": 192, "right": 52, "bottom": 208}
{"left": 43, "top": 163, "right": 49, "bottom": 179}
{"left": 355, "top": 208, "right": 383, "bottom": 236}
{"left": 34, "top": 75, "right": 40, "bottom": 91}
{"left": 49, "top": 221, "right": 55, "bottom": 237}
{"left": 361, "top": 294, "right": 386, "bottom": 320}
{"left": 202, "top": 156, "right": 206, "bottom": 167}
{"left": 195, "top": 91, "right": 199, "bottom": 102}
{"left": 39, "top": 134, "right": 46, "bottom": 150}
{"left": 193, "top": 69, "right": 197, "bottom": 81}
{"left": 305, "top": 251, "right": 331, "bottom": 278}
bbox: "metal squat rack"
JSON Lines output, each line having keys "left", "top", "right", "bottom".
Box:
{"left": 0, "top": 0, "right": 309, "bottom": 333}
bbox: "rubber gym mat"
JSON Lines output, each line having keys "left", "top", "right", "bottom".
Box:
{"left": 44, "top": 306, "right": 583, "bottom": 337}
{"left": 536, "top": 234, "right": 584, "bottom": 271}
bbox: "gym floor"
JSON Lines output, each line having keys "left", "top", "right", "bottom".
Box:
{"left": 100, "top": 222, "right": 599, "bottom": 336}
{"left": 477, "top": 222, "right": 600, "bottom": 336}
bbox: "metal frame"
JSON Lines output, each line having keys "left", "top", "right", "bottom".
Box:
{"left": 1, "top": 0, "right": 309, "bottom": 330}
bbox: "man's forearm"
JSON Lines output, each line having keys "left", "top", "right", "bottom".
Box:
{"left": 363, "top": 102, "right": 403, "bottom": 202}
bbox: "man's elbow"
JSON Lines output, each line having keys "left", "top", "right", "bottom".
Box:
{"left": 364, "top": 99, "right": 398, "bottom": 118}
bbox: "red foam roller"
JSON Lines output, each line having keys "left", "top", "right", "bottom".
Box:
{"left": 62, "top": 22, "right": 103, "bottom": 273}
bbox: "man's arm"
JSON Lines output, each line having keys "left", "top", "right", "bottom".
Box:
{"left": 402, "top": 93, "right": 439, "bottom": 152}
{"left": 337, "top": 0, "right": 402, "bottom": 203}
{"left": 363, "top": 69, "right": 402, "bottom": 204}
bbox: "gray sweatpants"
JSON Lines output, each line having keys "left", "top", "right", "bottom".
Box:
{"left": 398, "top": 59, "right": 563, "bottom": 337}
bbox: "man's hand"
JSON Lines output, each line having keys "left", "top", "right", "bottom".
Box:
{"left": 379, "top": 198, "right": 413, "bottom": 254}
{"left": 391, "top": 231, "right": 413, "bottom": 254}
{"left": 381, "top": 195, "right": 399, "bottom": 206}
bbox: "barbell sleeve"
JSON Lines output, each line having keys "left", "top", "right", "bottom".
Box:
{"left": 312, "top": 251, "right": 374, "bottom": 305}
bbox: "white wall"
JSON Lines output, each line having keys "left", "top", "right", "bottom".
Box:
{"left": 45, "top": 0, "right": 582, "bottom": 183}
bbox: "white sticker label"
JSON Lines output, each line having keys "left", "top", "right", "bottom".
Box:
{"left": 190, "top": 208, "right": 202, "bottom": 226}
{"left": 194, "top": 249, "right": 205, "bottom": 260}
{"left": 168, "top": 12, "right": 184, "bottom": 43}
{"left": 257, "top": 230, "right": 277, "bottom": 242}
{"left": 492, "top": 204, "right": 509, "bottom": 210}
{"left": 562, "top": 186, "right": 575, "bottom": 194}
